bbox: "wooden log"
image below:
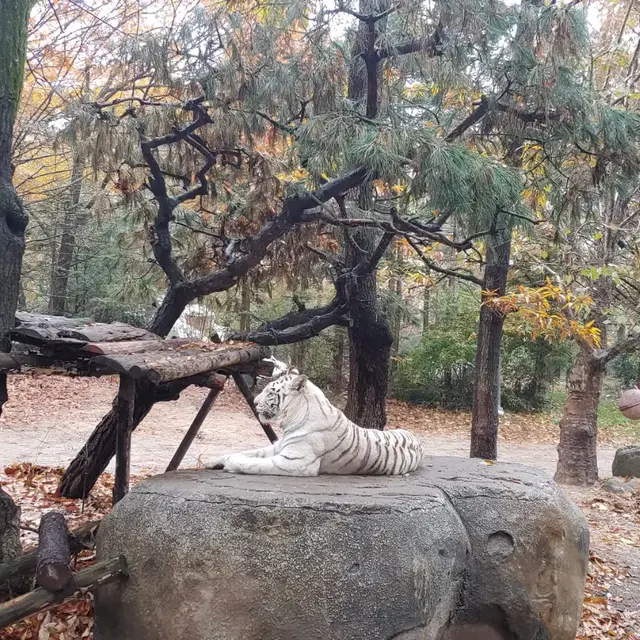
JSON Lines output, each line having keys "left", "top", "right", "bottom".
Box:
{"left": 0, "top": 353, "right": 57, "bottom": 372}
{"left": 60, "top": 322, "right": 158, "bottom": 343}
{"left": 0, "top": 520, "right": 99, "bottom": 587}
{"left": 15, "top": 312, "right": 91, "bottom": 328}
{"left": 13, "top": 313, "right": 92, "bottom": 343}
{"left": 165, "top": 376, "right": 227, "bottom": 472}
{"left": 0, "top": 352, "right": 111, "bottom": 377}
{"left": 113, "top": 376, "right": 135, "bottom": 504}
{"left": 232, "top": 373, "right": 278, "bottom": 443}
{"left": 82, "top": 338, "right": 190, "bottom": 356}
{"left": 0, "top": 556, "right": 127, "bottom": 629}
{"left": 93, "top": 344, "right": 269, "bottom": 383}
{"left": 36, "top": 512, "right": 72, "bottom": 592}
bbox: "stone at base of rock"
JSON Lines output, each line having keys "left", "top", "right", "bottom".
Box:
{"left": 95, "top": 457, "right": 589, "bottom": 640}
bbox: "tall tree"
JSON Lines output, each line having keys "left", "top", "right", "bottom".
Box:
{"left": 0, "top": 0, "right": 32, "bottom": 598}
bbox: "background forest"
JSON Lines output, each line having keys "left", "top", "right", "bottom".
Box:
{"left": 5, "top": 0, "right": 640, "bottom": 488}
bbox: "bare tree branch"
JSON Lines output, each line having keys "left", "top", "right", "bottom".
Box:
{"left": 405, "top": 236, "right": 485, "bottom": 286}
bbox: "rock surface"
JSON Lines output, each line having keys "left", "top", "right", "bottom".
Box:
{"left": 612, "top": 445, "right": 640, "bottom": 478}
{"left": 602, "top": 476, "right": 640, "bottom": 494}
{"left": 95, "top": 457, "right": 589, "bottom": 640}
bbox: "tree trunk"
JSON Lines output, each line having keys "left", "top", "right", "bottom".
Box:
{"left": 470, "top": 228, "right": 511, "bottom": 459}
{"left": 239, "top": 277, "right": 251, "bottom": 333}
{"left": 333, "top": 328, "right": 345, "bottom": 393}
{"left": 0, "top": 0, "right": 31, "bottom": 600}
{"left": 48, "top": 151, "right": 85, "bottom": 315}
{"left": 345, "top": 227, "right": 393, "bottom": 429}
{"left": 342, "top": 0, "right": 393, "bottom": 429}
{"left": 422, "top": 279, "right": 430, "bottom": 336}
{"left": 554, "top": 350, "right": 604, "bottom": 485}
{"left": 0, "top": 488, "right": 27, "bottom": 601}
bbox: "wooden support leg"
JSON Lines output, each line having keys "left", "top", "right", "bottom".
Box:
{"left": 231, "top": 372, "right": 278, "bottom": 443}
{"left": 165, "top": 375, "right": 227, "bottom": 473}
{"left": 113, "top": 375, "right": 135, "bottom": 505}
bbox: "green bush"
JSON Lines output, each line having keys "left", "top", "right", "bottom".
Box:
{"left": 610, "top": 352, "right": 640, "bottom": 390}
{"left": 391, "top": 304, "right": 477, "bottom": 409}
{"left": 392, "top": 304, "right": 573, "bottom": 411}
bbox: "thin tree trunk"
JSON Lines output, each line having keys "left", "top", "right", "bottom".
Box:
{"left": 554, "top": 350, "right": 604, "bottom": 485}
{"left": 333, "top": 328, "right": 345, "bottom": 393}
{"left": 0, "top": 0, "right": 31, "bottom": 599}
{"left": 470, "top": 229, "right": 511, "bottom": 459}
{"left": 49, "top": 151, "right": 85, "bottom": 315}
{"left": 239, "top": 277, "right": 251, "bottom": 333}
{"left": 422, "top": 279, "right": 430, "bottom": 336}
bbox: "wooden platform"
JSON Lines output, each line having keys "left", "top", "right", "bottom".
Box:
{"left": 2, "top": 312, "right": 275, "bottom": 503}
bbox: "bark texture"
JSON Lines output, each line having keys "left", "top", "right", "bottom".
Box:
{"left": 0, "top": 0, "right": 31, "bottom": 600}
{"left": 470, "top": 230, "right": 511, "bottom": 459}
{"left": 554, "top": 351, "right": 604, "bottom": 486}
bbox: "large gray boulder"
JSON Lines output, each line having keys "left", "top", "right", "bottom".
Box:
{"left": 612, "top": 444, "right": 640, "bottom": 477}
{"left": 95, "top": 457, "right": 589, "bottom": 640}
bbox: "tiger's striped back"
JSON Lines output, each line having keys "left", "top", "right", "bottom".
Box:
{"left": 319, "top": 421, "right": 423, "bottom": 475}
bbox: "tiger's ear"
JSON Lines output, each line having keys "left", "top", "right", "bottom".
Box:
{"left": 289, "top": 374, "right": 308, "bottom": 392}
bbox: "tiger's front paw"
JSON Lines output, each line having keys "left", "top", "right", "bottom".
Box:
{"left": 204, "top": 455, "right": 228, "bottom": 470}
{"left": 221, "top": 454, "right": 245, "bottom": 474}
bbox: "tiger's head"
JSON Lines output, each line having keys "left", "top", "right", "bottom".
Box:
{"left": 254, "top": 368, "right": 308, "bottom": 424}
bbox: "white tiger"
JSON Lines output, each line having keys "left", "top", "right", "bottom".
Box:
{"left": 205, "top": 372, "right": 424, "bottom": 476}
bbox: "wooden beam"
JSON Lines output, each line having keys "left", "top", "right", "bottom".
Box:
{"left": 113, "top": 376, "right": 135, "bottom": 505}
{"left": 165, "top": 374, "right": 227, "bottom": 472}
{"left": 0, "top": 556, "right": 128, "bottom": 629}
{"left": 36, "top": 512, "right": 72, "bottom": 592}
{"left": 232, "top": 373, "right": 278, "bottom": 443}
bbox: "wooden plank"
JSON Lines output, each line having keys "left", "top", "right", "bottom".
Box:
{"left": 82, "top": 338, "right": 190, "bottom": 356}
{"left": 0, "top": 556, "right": 128, "bottom": 629}
{"left": 165, "top": 375, "right": 227, "bottom": 472}
{"left": 93, "top": 344, "right": 269, "bottom": 383}
{"left": 232, "top": 373, "right": 278, "bottom": 443}
{"left": 113, "top": 376, "right": 135, "bottom": 505}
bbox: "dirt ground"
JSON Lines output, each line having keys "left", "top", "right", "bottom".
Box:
{"left": 0, "top": 374, "right": 619, "bottom": 476}
{"left": 0, "top": 374, "right": 638, "bottom": 638}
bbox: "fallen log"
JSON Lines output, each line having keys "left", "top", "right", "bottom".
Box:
{"left": 0, "top": 556, "right": 128, "bottom": 629}
{"left": 0, "top": 520, "right": 99, "bottom": 587}
{"left": 36, "top": 512, "right": 72, "bottom": 592}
